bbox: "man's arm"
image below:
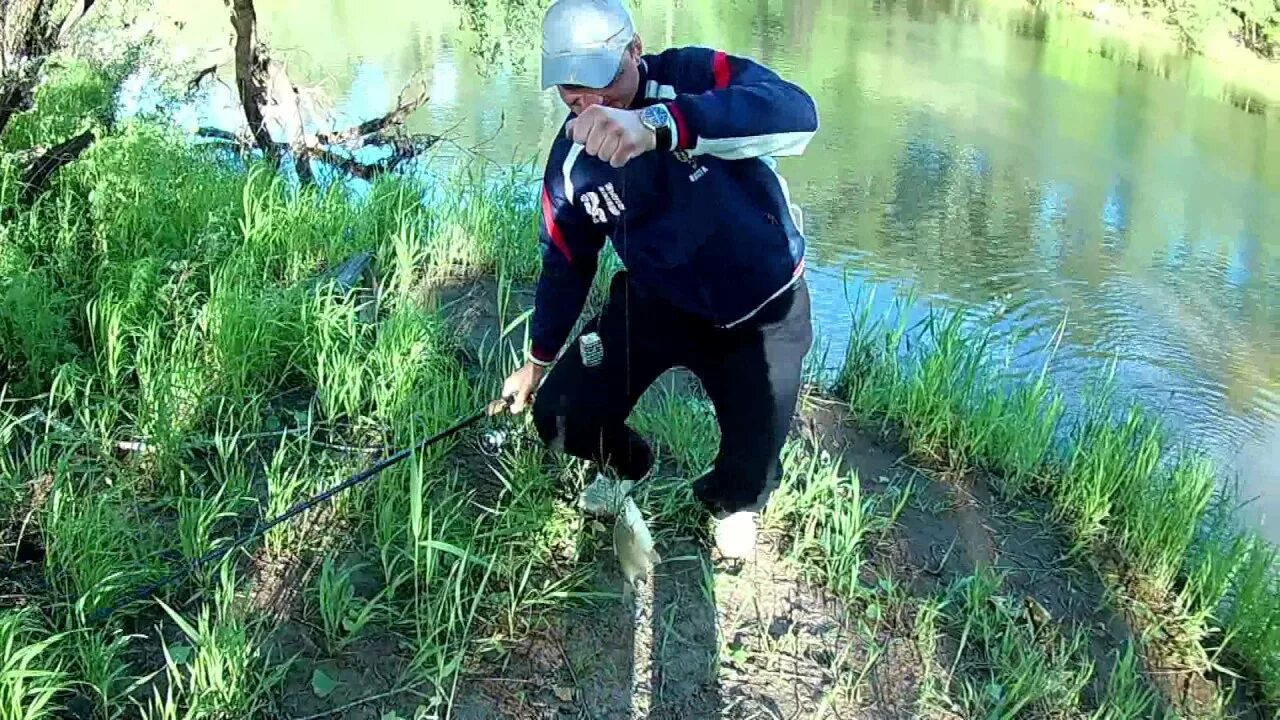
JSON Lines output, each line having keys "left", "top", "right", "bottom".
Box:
{"left": 528, "top": 144, "right": 608, "bottom": 367}
{"left": 661, "top": 47, "right": 819, "bottom": 161}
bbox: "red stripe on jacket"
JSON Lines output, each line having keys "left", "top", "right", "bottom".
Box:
{"left": 712, "top": 51, "right": 731, "bottom": 89}
{"left": 540, "top": 185, "right": 572, "bottom": 263}
{"left": 666, "top": 101, "right": 692, "bottom": 150}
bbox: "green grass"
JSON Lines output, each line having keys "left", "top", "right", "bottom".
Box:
{"left": 938, "top": 569, "right": 1095, "bottom": 719}
{"left": 1092, "top": 642, "right": 1163, "bottom": 720}
{"left": 764, "top": 440, "right": 913, "bottom": 599}
{"left": 137, "top": 572, "right": 288, "bottom": 719}
{"left": 834, "top": 286, "right": 1280, "bottom": 706}
{"left": 1, "top": 61, "right": 597, "bottom": 717}
{"left": 0, "top": 60, "right": 119, "bottom": 154}
{"left": 0, "top": 609, "right": 69, "bottom": 720}
{"left": 751, "top": 434, "right": 1156, "bottom": 716}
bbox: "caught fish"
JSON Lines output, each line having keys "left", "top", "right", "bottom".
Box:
{"left": 613, "top": 497, "right": 659, "bottom": 588}
{"left": 578, "top": 473, "right": 659, "bottom": 589}
{"left": 579, "top": 473, "right": 633, "bottom": 517}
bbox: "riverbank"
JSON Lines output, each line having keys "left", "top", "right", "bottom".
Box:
{"left": 992, "top": 0, "right": 1280, "bottom": 111}
{"left": 2, "top": 62, "right": 1279, "bottom": 718}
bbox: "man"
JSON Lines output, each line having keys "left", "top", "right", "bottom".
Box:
{"left": 501, "top": 0, "right": 818, "bottom": 558}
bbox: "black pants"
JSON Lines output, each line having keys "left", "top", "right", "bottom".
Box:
{"left": 532, "top": 271, "right": 813, "bottom": 514}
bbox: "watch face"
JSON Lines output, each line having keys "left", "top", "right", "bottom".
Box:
{"left": 641, "top": 104, "right": 667, "bottom": 128}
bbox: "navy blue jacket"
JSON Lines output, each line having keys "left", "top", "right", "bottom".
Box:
{"left": 529, "top": 46, "right": 819, "bottom": 365}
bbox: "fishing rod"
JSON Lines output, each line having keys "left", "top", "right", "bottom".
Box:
{"left": 86, "top": 395, "right": 514, "bottom": 625}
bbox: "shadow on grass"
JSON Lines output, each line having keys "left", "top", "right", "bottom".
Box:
{"left": 448, "top": 489, "right": 724, "bottom": 719}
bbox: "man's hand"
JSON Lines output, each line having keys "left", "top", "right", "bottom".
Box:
{"left": 501, "top": 361, "right": 547, "bottom": 414}
{"left": 565, "top": 105, "right": 656, "bottom": 168}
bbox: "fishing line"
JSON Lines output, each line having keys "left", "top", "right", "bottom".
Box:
{"left": 622, "top": 153, "right": 631, "bottom": 445}
{"left": 84, "top": 396, "right": 512, "bottom": 625}
{"left": 619, "top": 141, "right": 646, "bottom": 501}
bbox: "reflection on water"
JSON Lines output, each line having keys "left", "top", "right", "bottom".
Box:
{"left": 140, "top": 0, "right": 1280, "bottom": 538}
{"left": 446, "top": 0, "right": 545, "bottom": 78}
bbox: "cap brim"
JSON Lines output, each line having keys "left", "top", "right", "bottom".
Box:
{"left": 541, "top": 51, "right": 621, "bottom": 90}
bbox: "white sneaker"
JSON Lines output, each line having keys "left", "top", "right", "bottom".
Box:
{"left": 712, "top": 511, "right": 759, "bottom": 560}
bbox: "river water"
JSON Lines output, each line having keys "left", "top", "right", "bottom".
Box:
{"left": 136, "top": 0, "right": 1279, "bottom": 538}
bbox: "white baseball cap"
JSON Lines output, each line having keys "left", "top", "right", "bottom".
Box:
{"left": 540, "top": 0, "right": 636, "bottom": 90}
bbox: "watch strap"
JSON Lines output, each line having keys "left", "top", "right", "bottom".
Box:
{"left": 654, "top": 118, "right": 672, "bottom": 152}
{"left": 642, "top": 104, "right": 673, "bottom": 152}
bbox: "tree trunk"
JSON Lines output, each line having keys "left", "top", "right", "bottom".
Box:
{"left": 226, "top": 0, "right": 276, "bottom": 159}
{"left": 0, "top": 0, "right": 58, "bottom": 137}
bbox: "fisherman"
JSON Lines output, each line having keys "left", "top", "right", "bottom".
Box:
{"left": 501, "top": 0, "right": 819, "bottom": 559}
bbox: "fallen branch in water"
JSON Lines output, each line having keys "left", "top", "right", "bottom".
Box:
{"left": 195, "top": 125, "right": 441, "bottom": 181}
{"left": 300, "top": 133, "right": 440, "bottom": 179}
{"left": 199, "top": 0, "right": 438, "bottom": 184}
{"left": 196, "top": 125, "right": 288, "bottom": 151}
{"left": 300, "top": 145, "right": 386, "bottom": 180}
{"left": 197, "top": 0, "right": 440, "bottom": 184}
{"left": 196, "top": 126, "right": 257, "bottom": 145}
{"left": 314, "top": 80, "right": 430, "bottom": 150}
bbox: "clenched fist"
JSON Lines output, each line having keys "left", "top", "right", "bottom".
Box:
{"left": 565, "top": 105, "right": 656, "bottom": 168}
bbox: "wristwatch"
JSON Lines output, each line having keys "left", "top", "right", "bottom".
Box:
{"left": 638, "top": 103, "right": 673, "bottom": 152}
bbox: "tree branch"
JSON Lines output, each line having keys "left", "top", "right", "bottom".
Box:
{"left": 206, "top": 0, "right": 439, "bottom": 185}
{"left": 20, "top": 128, "right": 94, "bottom": 202}
{"left": 314, "top": 82, "right": 429, "bottom": 150}
{"left": 196, "top": 125, "right": 434, "bottom": 182}
{"left": 299, "top": 146, "right": 387, "bottom": 181}
{"left": 188, "top": 63, "right": 221, "bottom": 93}
{"left": 196, "top": 126, "right": 254, "bottom": 145}
{"left": 56, "top": 0, "right": 96, "bottom": 44}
